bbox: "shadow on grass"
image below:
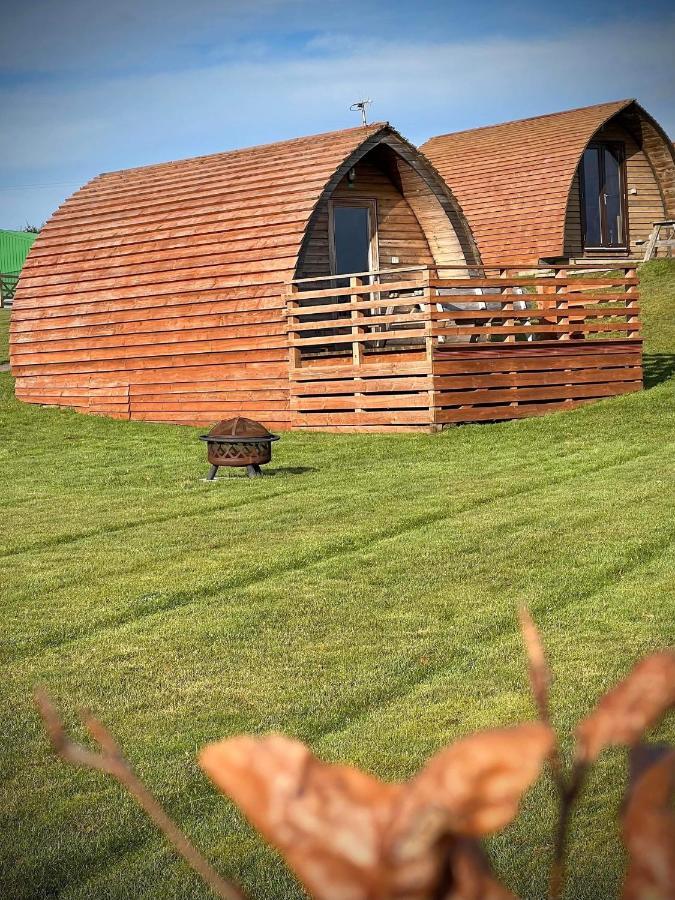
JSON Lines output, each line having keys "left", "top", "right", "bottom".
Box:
{"left": 202, "top": 466, "right": 317, "bottom": 480}
{"left": 643, "top": 352, "right": 675, "bottom": 388}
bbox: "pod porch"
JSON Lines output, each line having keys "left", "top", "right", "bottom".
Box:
{"left": 286, "top": 263, "right": 642, "bottom": 432}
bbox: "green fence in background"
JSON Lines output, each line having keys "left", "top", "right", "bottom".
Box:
{"left": 0, "top": 230, "right": 37, "bottom": 307}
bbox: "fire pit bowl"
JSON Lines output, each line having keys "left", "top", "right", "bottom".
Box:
{"left": 199, "top": 416, "right": 280, "bottom": 479}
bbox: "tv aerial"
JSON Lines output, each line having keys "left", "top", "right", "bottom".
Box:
{"left": 350, "top": 99, "right": 373, "bottom": 126}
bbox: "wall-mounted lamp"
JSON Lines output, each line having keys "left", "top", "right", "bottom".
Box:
{"left": 347, "top": 167, "right": 356, "bottom": 189}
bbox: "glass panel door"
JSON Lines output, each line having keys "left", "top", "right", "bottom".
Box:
{"left": 602, "top": 145, "right": 624, "bottom": 247}
{"left": 581, "top": 147, "right": 602, "bottom": 247}
{"left": 330, "top": 202, "right": 375, "bottom": 278}
{"left": 580, "top": 142, "right": 626, "bottom": 249}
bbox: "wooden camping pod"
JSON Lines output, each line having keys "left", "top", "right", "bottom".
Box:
{"left": 422, "top": 99, "right": 675, "bottom": 265}
{"left": 10, "top": 121, "right": 643, "bottom": 432}
{"left": 10, "top": 124, "right": 481, "bottom": 428}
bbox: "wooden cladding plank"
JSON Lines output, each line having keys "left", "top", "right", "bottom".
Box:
{"left": 11, "top": 320, "right": 287, "bottom": 353}
{"left": 287, "top": 292, "right": 637, "bottom": 321}
{"left": 11, "top": 308, "right": 286, "bottom": 341}
{"left": 435, "top": 399, "right": 599, "bottom": 424}
{"left": 291, "top": 360, "right": 430, "bottom": 380}
{"left": 289, "top": 409, "right": 433, "bottom": 426}
{"left": 289, "top": 293, "right": 426, "bottom": 318}
{"left": 131, "top": 400, "right": 290, "bottom": 412}
{"left": 433, "top": 349, "right": 640, "bottom": 373}
{"left": 11, "top": 347, "right": 289, "bottom": 377}
{"left": 16, "top": 364, "right": 290, "bottom": 392}
{"left": 11, "top": 332, "right": 290, "bottom": 364}
{"left": 290, "top": 393, "right": 429, "bottom": 411}
{"left": 15, "top": 272, "right": 292, "bottom": 311}
{"left": 431, "top": 306, "right": 639, "bottom": 321}
{"left": 45, "top": 136, "right": 371, "bottom": 213}
{"left": 20, "top": 242, "right": 302, "bottom": 290}
{"left": 17, "top": 255, "right": 298, "bottom": 302}
{"left": 292, "top": 277, "right": 427, "bottom": 302}
{"left": 429, "top": 277, "right": 638, "bottom": 288}
{"left": 434, "top": 380, "right": 641, "bottom": 406}
{"left": 290, "top": 424, "right": 428, "bottom": 433}
{"left": 291, "top": 312, "right": 427, "bottom": 334}
{"left": 434, "top": 367, "right": 641, "bottom": 390}
{"left": 433, "top": 322, "right": 640, "bottom": 337}
{"left": 292, "top": 376, "right": 432, "bottom": 395}
{"left": 13, "top": 288, "right": 286, "bottom": 324}
{"left": 27, "top": 215, "right": 310, "bottom": 262}
{"left": 290, "top": 328, "right": 427, "bottom": 349}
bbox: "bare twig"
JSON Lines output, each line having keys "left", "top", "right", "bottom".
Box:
{"left": 518, "top": 606, "right": 564, "bottom": 787}
{"left": 518, "top": 607, "right": 552, "bottom": 722}
{"left": 548, "top": 763, "right": 586, "bottom": 900}
{"left": 34, "top": 688, "right": 244, "bottom": 900}
{"left": 518, "top": 607, "right": 580, "bottom": 900}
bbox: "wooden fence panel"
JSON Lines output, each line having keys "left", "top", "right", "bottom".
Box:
{"left": 286, "top": 264, "right": 643, "bottom": 431}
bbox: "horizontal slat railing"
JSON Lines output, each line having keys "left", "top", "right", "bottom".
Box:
{"left": 284, "top": 271, "right": 434, "bottom": 431}
{"left": 284, "top": 264, "right": 642, "bottom": 431}
{"left": 429, "top": 264, "right": 640, "bottom": 345}
{"left": 285, "top": 272, "right": 431, "bottom": 359}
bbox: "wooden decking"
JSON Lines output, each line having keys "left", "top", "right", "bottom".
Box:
{"left": 285, "top": 264, "right": 642, "bottom": 431}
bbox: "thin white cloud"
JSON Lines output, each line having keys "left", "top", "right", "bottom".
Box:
{"left": 0, "top": 0, "right": 302, "bottom": 73}
{"left": 1, "top": 16, "right": 673, "bottom": 227}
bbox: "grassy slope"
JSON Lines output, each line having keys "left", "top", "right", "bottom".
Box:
{"left": 0, "top": 308, "right": 9, "bottom": 364}
{"left": 0, "top": 262, "right": 674, "bottom": 899}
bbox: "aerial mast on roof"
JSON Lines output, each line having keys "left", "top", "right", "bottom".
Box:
{"left": 350, "top": 99, "right": 373, "bottom": 126}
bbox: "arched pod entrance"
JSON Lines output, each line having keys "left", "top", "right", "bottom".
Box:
{"left": 296, "top": 128, "right": 480, "bottom": 281}
{"left": 563, "top": 102, "right": 675, "bottom": 259}
{"left": 286, "top": 129, "right": 483, "bottom": 432}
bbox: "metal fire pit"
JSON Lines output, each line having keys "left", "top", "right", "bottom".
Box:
{"left": 199, "top": 416, "right": 280, "bottom": 479}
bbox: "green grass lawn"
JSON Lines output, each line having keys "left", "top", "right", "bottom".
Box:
{"left": 1, "top": 262, "right": 674, "bottom": 899}
{"left": 0, "top": 308, "right": 10, "bottom": 365}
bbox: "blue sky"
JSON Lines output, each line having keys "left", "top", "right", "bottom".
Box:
{"left": 1, "top": 0, "right": 674, "bottom": 229}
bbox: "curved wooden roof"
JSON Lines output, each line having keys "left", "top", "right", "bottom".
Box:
{"left": 422, "top": 99, "right": 675, "bottom": 264}
{"left": 13, "top": 123, "right": 387, "bottom": 324}
{"left": 10, "top": 123, "right": 477, "bottom": 426}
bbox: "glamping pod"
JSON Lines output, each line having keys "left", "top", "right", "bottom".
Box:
{"left": 11, "top": 121, "right": 644, "bottom": 432}
{"left": 423, "top": 100, "right": 675, "bottom": 265}
{"left": 10, "top": 123, "right": 481, "bottom": 430}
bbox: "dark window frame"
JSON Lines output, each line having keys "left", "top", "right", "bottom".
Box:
{"left": 579, "top": 141, "right": 629, "bottom": 251}
{"left": 328, "top": 198, "right": 379, "bottom": 278}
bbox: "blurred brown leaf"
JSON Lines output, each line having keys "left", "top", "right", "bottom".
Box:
{"left": 622, "top": 745, "right": 675, "bottom": 900}
{"left": 398, "top": 723, "right": 553, "bottom": 838}
{"left": 200, "top": 734, "right": 402, "bottom": 898}
{"left": 200, "top": 725, "right": 550, "bottom": 899}
{"left": 575, "top": 652, "right": 675, "bottom": 763}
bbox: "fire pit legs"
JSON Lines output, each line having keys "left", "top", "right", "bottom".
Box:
{"left": 206, "top": 464, "right": 218, "bottom": 481}
{"left": 246, "top": 464, "right": 263, "bottom": 478}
